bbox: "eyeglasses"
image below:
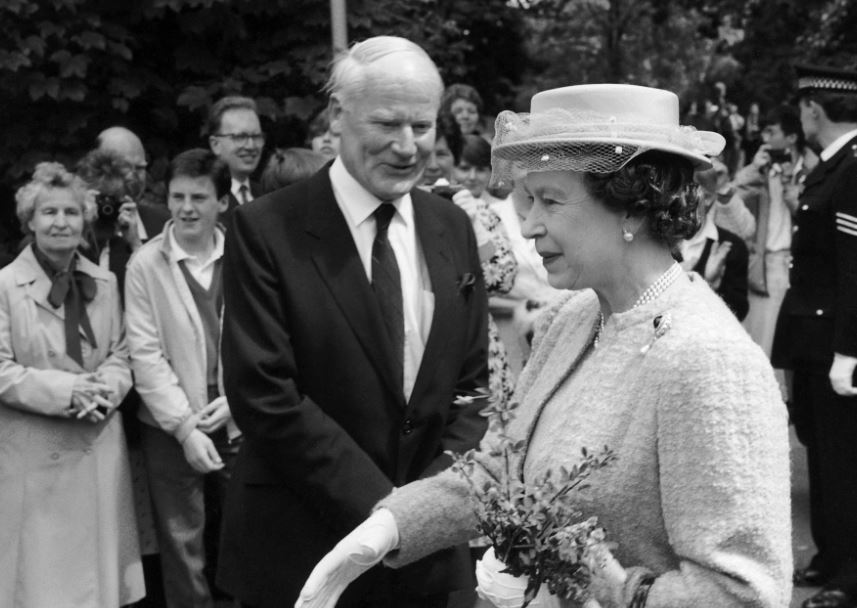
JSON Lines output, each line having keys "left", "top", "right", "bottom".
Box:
{"left": 213, "top": 132, "right": 266, "bottom": 145}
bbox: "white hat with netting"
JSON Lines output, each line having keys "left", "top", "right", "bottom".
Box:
{"left": 490, "top": 84, "right": 726, "bottom": 188}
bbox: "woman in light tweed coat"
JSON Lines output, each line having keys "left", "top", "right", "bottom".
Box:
{"left": 295, "top": 84, "right": 792, "bottom": 608}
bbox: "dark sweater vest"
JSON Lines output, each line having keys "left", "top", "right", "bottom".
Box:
{"left": 178, "top": 259, "right": 223, "bottom": 401}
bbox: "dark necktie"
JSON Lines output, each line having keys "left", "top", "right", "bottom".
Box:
{"left": 371, "top": 204, "right": 404, "bottom": 390}
{"left": 239, "top": 184, "right": 250, "bottom": 206}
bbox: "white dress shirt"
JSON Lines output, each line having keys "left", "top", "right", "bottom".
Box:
{"left": 328, "top": 158, "right": 434, "bottom": 401}
{"left": 231, "top": 178, "right": 253, "bottom": 204}
{"left": 169, "top": 225, "right": 225, "bottom": 289}
{"left": 820, "top": 128, "right": 857, "bottom": 162}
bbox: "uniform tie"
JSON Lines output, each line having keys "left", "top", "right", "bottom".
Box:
{"left": 371, "top": 204, "right": 404, "bottom": 390}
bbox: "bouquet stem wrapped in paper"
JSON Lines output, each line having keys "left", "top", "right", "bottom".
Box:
{"left": 448, "top": 390, "right": 616, "bottom": 608}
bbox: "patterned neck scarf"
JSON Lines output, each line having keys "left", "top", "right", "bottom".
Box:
{"left": 31, "top": 243, "right": 98, "bottom": 365}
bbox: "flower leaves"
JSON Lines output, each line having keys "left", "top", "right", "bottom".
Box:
{"left": 449, "top": 390, "right": 616, "bottom": 606}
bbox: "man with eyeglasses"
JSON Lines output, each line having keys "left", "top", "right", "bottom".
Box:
{"left": 207, "top": 96, "right": 265, "bottom": 220}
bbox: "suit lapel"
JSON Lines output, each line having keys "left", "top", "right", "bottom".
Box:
{"left": 407, "top": 194, "right": 456, "bottom": 407}
{"left": 306, "top": 172, "right": 405, "bottom": 403}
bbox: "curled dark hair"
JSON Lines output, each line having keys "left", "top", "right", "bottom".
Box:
{"left": 76, "top": 148, "right": 142, "bottom": 199}
{"left": 583, "top": 151, "right": 700, "bottom": 247}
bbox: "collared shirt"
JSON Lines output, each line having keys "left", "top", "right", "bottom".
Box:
{"left": 679, "top": 204, "right": 720, "bottom": 272}
{"left": 765, "top": 156, "right": 801, "bottom": 253}
{"left": 168, "top": 224, "right": 225, "bottom": 289}
{"left": 328, "top": 157, "right": 433, "bottom": 401}
{"left": 820, "top": 128, "right": 857, "bottom": 162}
{"left": 231, "top": 178, "right": 253, "bottom": 204}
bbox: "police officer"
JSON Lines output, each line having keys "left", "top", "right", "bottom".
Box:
{"left": 773, "top": 64, "right": 857, "bottom": 608}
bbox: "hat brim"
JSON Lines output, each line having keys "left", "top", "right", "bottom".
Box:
{"left": 493, "top": 133, "right": 724, "bottom": 171}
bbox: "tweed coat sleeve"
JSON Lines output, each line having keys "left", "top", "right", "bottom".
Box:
{"left": 645, "top": 335, "right": 792, "bottom": 608}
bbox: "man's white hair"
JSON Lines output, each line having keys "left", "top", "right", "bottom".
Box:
{"left": 324, "top": 36, "right": 443, "bottom": 106}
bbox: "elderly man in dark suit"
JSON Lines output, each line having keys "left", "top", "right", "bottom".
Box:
{"left": 772, "top": 64, "right": 857, "bottom": 608}
{"left": 216, "top": 36, "right": 489, "bottom": 608}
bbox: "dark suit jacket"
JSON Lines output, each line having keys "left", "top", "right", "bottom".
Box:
{"left": 220, "top": 179, "right": 263, "bottom": 224}
{"left": 693, "top": 226, "right": 750, "bottom": 321}
{"left": 773, "top": 134, "right": 857, "bottom": 370}
{"left": 217, "top": 168, "right": 489, "bottom": 607}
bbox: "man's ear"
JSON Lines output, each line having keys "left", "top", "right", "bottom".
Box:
{"left": 328, "top": 96, "right": 344, "bottom": 136}
{"left": 209, "top": 135, "right": 221, "bottom": 154}
{"left": 218, "top": 195, "right": 229, "bottom": 212}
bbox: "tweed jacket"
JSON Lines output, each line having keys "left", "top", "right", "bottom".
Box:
{"left": 381, "top": 273, "right": 792, "bottom": 608}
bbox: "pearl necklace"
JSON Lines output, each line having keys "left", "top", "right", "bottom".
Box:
{"left": 631, "top": 262, "right": 682, "bottom": 310}
{"left": 592, "top": 262, "right": 682, "bottom": 349}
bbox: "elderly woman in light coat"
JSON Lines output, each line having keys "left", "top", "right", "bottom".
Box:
{"left": 0, "top": 162, "right": 143, "bottom": 607}
{"left": 294, "top": 85, "right": 791, "bottom": 608}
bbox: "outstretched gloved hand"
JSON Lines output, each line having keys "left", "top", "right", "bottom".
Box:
{"left": 294, "top": 508, "right": 399, "bottom": 608}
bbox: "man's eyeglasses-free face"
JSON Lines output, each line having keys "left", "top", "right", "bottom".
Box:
{"left": 212, "top": 132, "right": 266, "bottom": 145}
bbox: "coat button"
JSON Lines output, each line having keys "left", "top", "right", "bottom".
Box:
{"left": 816, "top": 309, "right": 824, "bottom": 316}
{"left": 50, "top": 452, "right": 60, "bottom": 460}
{"left": 47, "top": 350, "right": 56, "bottom": 358}
{"left": 801, "top": 204, "right": 809, "bottom": 211}
{"left": 402, "top": 418, "right": 413, "bottom": 435}
{"left": 789, "top": 262, "right": 794, "bottom": 269}
{"left": 792, "top": 225, "right": 798, "bottom": 233}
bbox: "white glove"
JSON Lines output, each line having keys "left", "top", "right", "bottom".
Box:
{"left": 475, "top": 547, "right": 561, "bottom": 608}
{"left": 294, "top": 508, "right": 399, "bottom": 608}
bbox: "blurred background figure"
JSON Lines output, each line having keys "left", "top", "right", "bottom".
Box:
{"left": 734, "top": 104, "right": 811, "bottom": 397}
{"left": 76, "top": 149, "right": 170, "bottom": 289}
{"left": 260, "top": 148, "right": 327, "bottom": 194}
{"left": 441, "top": 83, "right": 494, "bottom": 141}
{"left": 306, "top": 108, "right": 340, "bottom": 161}
{"left": 681, "top": 158, "right": 750, "bottom": 320}
{"left": 420, "top": 113, "right": 461, "bottom": 190}
{"left": 0, "top": 162, "right": 143, "bottom": 607}
{"left": 743, "top": 102, "right": 764, "bottom": 162}
{"left": 449, "top": 133, "right": 517, "bottom": 406}
{"left": 207, "top": 96, "right": 265, "bottom": 219}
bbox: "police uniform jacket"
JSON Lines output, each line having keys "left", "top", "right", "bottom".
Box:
{"left": 772, "top": 133, "right": 857, "bottom": 370}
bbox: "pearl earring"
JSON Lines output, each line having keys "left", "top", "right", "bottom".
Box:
{"left": 622, "top": 227, "right": 634, "bottom": 242}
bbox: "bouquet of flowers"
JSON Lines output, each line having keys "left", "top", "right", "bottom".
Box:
{"left": 448, "top": 390, "right": 616, "bottom": 608}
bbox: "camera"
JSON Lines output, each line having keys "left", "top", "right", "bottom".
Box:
{"left": 767, "top": 149, "right": 791, "bottom": 164}
{"left": 95, "top": 192, "right": 121, "bottom": 223}
{"left": 430, "top": 183, "right": 464, "bottom": 200}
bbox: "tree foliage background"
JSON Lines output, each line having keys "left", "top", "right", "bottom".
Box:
{"left": 1, "top": 0, "right": 855, "bottom": 227}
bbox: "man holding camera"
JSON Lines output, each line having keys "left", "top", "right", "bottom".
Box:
{"left": 94, "top": 126, "right": 170, "bottom": 290}
{"left": 734, "top": 105, "right": 813, "bottom": 362}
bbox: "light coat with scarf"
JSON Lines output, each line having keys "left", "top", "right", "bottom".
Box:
{"left": 0, "top": 245, "right": 142, "bottom": 607}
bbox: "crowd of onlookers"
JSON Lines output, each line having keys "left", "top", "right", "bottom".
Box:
{"left": 0, "top": 67, "right": 833, "bottom": 608}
